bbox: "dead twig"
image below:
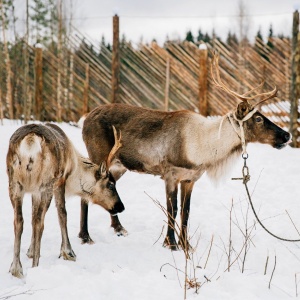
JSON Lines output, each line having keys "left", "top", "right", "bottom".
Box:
{"left": 0, "top": 289, "right": 44, "bottom": 299}
{"left": 204, "top": 234, "right": 214, "bottom": 269}
{"left": 286, "top": 210, "right": 300, "bottom": 237}
{"left": 268, "top": 256, "right": 277, "bottom": 289}
{"left": 153, "top": 225, "right": 165, "bottom": 246}
{"left": 264, "top": 255, "right": 269, "bottom": 275}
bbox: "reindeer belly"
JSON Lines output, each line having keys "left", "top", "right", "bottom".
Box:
{"left": 118, "top": 152, "right": 163, "bottom": 175}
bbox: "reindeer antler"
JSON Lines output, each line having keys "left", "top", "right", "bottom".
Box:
{"left": 210, "top": 52, "right": 278, "bottom": 105}
{"left": 242, "top": 80, "right": 265, "bottom": 97}
{"left": 106, "top": 126, "right": 122, "bottom": 168}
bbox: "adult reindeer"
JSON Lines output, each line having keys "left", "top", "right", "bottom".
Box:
{"left": 79, "top": 54, "right": 291, "bottom": 251}
{"left": 7, "top": 123, "right": 124, "bottom": 278}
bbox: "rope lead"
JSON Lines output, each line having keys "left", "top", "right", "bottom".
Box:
{"left": 232, "top": 156, "right": 300, "bottom": 242}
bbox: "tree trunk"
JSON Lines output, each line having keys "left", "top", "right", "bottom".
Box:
{"left": 0, "top": 0, "right": 13, "bottom": 119}
{"left": 290, "top": 10, "right": 300, "bottom": 148}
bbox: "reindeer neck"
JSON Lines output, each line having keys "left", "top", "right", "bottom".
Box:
{"left": 197, "top": 115, "right": 243, "bottom": 183}
{"left": 65, "top": 151, "right": 94, "bottom": 197}
{"left": 206, "top": 115, "right": 243, "bottom": 165}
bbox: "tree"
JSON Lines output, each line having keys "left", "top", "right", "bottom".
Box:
{"left": 29, "top": 0, "right": 60, "bottom": 46}
{"left": 203, "top": 33, "right": 211, "bottom": 43}
{"left": 30, "top": 0, "right": 49, "bottom": 44}
{"left": 121, "top": 33, "right": 127, "bottom": 48}
{"left": 226, "top": 31, "right": 239, "bottom": 47}
{"left": 185, "top": 30, "right": 194, "bottom": 43}
{"left": 256, "top": 28, "right": 263, "bottom": 42}
{"left": 236, "top": 0, "right": 251, "bottom": 46}
{"left": 266, "top": 24, "right": 274, "bottom": 49}
{"left": 255, "top": 28, "right": 269, "bottom": 61}
{"left": 0, "top": 0, "right": 14, "bottom": 119}
{"left": 197, "top": 29, "right": 204, "bottom": 42}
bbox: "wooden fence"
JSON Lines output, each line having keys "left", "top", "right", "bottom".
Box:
{"left": 0, "top": 19, "right": 299, "bottom": 144}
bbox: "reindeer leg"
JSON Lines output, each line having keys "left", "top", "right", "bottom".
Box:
{"left": 27, "top": 195, "right": 38, "bottom": 259}
{"left": 163, "top": 181, "right": 179, "bottom": 251}
{"left": 54, "top": 185, "right": 76, "bottom": 261}
{"left": 27, "top": 191, "right": 52, "bottom": 258}
{"left": 9, "top": 182, "right": 25, "bottom": 278}
{"left": 29, "top": 190, "right": 52, "bottom": 267}
{"left": 110, "top": 166, "right": 128, "bottom": 236}
{"left": 179, "top": 180, "right": 194, "bottom": 251}
{"left": 111, "top": 215, "right": 128, "bottom": 236}
{"left": 78, "top": 199, "right": 94, "bottom": 244}
{"left": 27, "top": 196, "right": 36, "bottom": 258}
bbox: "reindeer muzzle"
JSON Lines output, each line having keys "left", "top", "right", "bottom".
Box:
{"left": 274, "top": 131, "right": 292, "bottom": 149}
{"left": 109, "top": 201, "right": 125, "bottom": 215}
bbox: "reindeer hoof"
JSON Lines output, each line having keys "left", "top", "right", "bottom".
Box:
{"left": 78, "top": 231, "right": 94, "bottom": 244}
{"left": 163, "top": 237, "right": 180, "bottom": 251}
{"left": 59, "top": 249, "right": 76, "bottom": 261}
{"left": 26, "top": 247, "right": 34, "bottom": 258}
{"left": 114, "top": 225, "right": 128, "bottom": 236}
{"left": 9, "top": 262, "right": 23, "bottom": 278}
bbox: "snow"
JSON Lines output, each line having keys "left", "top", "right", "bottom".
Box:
{"left": 0, "top": 119, "right": 300, "bottom": 299}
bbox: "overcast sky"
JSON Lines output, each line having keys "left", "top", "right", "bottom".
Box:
{"left": 71, "top": 0, "right": 300, "bottom": 46}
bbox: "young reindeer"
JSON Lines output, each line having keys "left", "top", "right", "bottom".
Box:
{"left": 7, "top": 123, "right": 124, "bottom": 278}
{"left": 79, "top": 53, "right": 291, "bottom": 251}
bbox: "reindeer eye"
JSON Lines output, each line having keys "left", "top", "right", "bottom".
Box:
{"left": 107, "top": 182, "right": 115, "bottom": 190}
{"left": 255, "top": 116, "right": 263, "bottom": 123}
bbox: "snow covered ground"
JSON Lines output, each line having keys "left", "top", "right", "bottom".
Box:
{"left": 0, "top": 119, "right": 300, "bottom": 299}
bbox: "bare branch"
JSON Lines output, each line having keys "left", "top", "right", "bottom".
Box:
{"left": 268, "top": 256, "right": 277, "bottom": 289}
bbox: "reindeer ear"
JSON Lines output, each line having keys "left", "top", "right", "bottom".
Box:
{"left": 96, "top": 162, "right": 108, "bottom": 179}
{"left": 236, "top": 102, "right": 251, "bottom": 120}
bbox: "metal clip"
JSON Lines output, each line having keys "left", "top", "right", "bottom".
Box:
{"left": 232, "top": 154, "right": 250, "bottom": 184}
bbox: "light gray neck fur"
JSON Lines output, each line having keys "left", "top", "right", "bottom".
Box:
{"left": 204, "top": 116, "right": 243, "bottom": 183}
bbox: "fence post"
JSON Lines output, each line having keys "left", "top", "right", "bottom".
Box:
{"left": 290, "top": 10, "right": 300, "bottom": 147}
{"left": 112, "top": 14, "right": 120, "bottom": 103}
{"left": 164, "top": 56, "right": 170, "bottom": 111}
{"left": 199, "top": 43, "right": 208, "bottom": 116}
{"left": 82, "top": 63, "right": 89, "bottom": 114}
{"left": 35, "top": 45, "right": 43, "bottom": 120}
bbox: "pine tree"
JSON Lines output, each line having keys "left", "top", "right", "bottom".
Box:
{"left": 0, "top": 0, "right": 13, "bottom": 30}
{"left": 185, "top": 30, "right": 194, "bottom": 43}
{"left": 49, "top": 0, "right": 58, "bottom": 44}
{"left": 121, "top": 33, "right": 127, "bottom": 48}
{"left": 30, "top": 0, "right": 49, "bottom": 44}
{"left": 255, "top": 28, "right": 269, "bottom": 61}
{"left": 100, "top": 35, "right": 106, "bottom": 48}
{"left": 266, "top": 24, "right": 274, "bottom": 49}
{"left": 197, "top": 29, "right": 204, "bottom": 42}
{"left": 203, "top": 33, "right": 211, "bottom": 43}
{"left": 30, "top": 0, "right": 59, "bottom": 46}
{"left": 226, "top": 31, "right": 238, "bottom": 47}
{"left": 256, "top": 28, "right": 263, "bottom": 42}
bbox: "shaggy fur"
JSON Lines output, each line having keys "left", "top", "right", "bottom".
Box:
{"left": 79, "top": 103, "right": 291, "bottom": 250}
{"left": 7, "top": 123, "right": 124, "bottom": 278}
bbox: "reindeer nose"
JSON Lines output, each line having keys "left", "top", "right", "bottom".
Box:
{"left": 110, "top": 201, "right": 125, "bottom": 215}
{"left": 283, "top": 132, "right": 291, "bottom": 143}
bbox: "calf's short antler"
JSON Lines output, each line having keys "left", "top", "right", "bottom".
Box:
{"left": 106, "top": 126, "right": 122, "bottom": 168}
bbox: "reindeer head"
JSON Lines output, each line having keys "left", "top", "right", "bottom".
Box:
{"left": 80, "top": 126, "right": 124, "bottom": 215}
{"left": 211, "top": 53, "right": 291, "bottom": 149}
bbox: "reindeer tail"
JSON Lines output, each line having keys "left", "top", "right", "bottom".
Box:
{"left": 19, "top": 133, "right": 42, "bottom": 166}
